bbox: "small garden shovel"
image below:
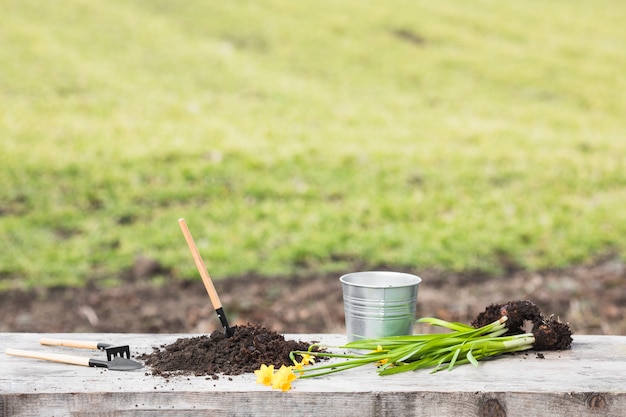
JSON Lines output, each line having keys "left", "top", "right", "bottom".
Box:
{"left": 178, "top": 218, "right": 235, "bottom": 337}
{"left": 6, "top": 348, "right": 143, "bottom": 371}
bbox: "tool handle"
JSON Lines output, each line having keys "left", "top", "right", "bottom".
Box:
{"left": 6, "top": 348, "right": 90, "bottom": 367}
{"left": 178, "top": 218, "right": 223, "bottom": 310}
{"left": 40, "top": 338, "right": 99, "bottom": 350}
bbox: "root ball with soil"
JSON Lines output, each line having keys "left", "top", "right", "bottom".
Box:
{"left": 471, "top": 299, "right": 573, "bottom": 350}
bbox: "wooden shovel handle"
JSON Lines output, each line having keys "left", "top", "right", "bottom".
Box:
{"left": 178, "top": 218, "right": 223, "bottom": 310}
{"left": 6, "top": 348, "right": 90, "bottom": 367}
{"left": 40, "top": 338, "right": 99, "bottom": 350}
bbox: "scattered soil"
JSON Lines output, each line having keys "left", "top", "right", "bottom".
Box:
{"left": 1, "top": 257, "right": 624, "bottom": 337}
{"left": 471, "top": 299, "right": 573, "bottom": 350}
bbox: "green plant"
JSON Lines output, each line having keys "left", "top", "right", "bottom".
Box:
{"left": 291, "top": 317, "right": 534, "bottom": 378}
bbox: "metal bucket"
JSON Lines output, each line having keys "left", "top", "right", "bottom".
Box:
{"left": 340, "top": 271, "right": 422, "bottom": 341}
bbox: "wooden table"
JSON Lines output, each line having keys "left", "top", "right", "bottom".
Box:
{"left": 1, "top": 333, "right": 625, "bottom": 417}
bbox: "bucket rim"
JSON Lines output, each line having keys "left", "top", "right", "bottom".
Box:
{"left": 339, "top": 271, "right": 422, "bottom": 288}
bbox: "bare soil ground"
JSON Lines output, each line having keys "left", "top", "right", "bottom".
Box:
{"left": 1, "top": 258, "right": 624, "bottom": 336}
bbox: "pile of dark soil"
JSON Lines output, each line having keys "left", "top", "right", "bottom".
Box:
{"left": 140, "top": 323, "right": 318, "bottom": 378}
{"left": 472, "top": 299, "right": 573, "bottom": 350}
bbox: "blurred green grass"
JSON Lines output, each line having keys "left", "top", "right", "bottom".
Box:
{"left": 1, "top": 0, "right": 625, "bottom": 289}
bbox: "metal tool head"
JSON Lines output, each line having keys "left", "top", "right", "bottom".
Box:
{"left": 224, "top": 326, "right": 236, "bottom": 337}
{"left": 97, "top": 343, "right": 131, "bottom": 361}
{"left": 89, "top": 356, "right": 144, "bottom": 371}
{"left": 216, "top": 307, "right": 235, "bottom": 338}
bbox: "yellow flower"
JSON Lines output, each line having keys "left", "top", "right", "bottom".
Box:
{"left": 292, "top": 361, "right": 305, "bottom": 374}
{"left": 371, "top": 344, "right": 385, "bottom": 353}
{"left": 254, "top": 364, "right": 274, "bottom": 386}
{"left": 299, "top": 353, "right": 315, "bottom": 366}
{"left": 271, "top": 365, "right": 297, "bottom": 392}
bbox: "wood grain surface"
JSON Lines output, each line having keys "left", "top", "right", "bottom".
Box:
{"left": 1, "top": 333, "right": 625, "bottom": 417}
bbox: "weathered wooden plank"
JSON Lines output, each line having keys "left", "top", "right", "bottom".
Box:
{"left": 1, "top": 333, "right": 625, "bottom": 417}
{"left": 1, "top": 391, "right": 623, "bottom": 417}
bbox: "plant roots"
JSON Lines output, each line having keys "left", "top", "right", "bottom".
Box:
{"left": 471, "top": 300, "right": 573, "bottom": 350}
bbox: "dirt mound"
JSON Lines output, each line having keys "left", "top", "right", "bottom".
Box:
{"left": 139, "top": 323, "right": 317, "bottom": 378}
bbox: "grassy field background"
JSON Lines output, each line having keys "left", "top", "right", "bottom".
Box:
{"left": 1, "top": 0, "right": 625, "bottom": 289}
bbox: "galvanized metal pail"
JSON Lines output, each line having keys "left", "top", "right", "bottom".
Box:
{"left": 340, "top": 271, "right": 422, "bottom": 341}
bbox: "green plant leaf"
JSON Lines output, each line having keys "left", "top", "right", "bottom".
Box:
{"left": 467, "top": 349, "right": 479, "bottom": 367}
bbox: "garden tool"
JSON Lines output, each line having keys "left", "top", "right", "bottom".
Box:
{"left": 39, "top": 338, "right": 131, "bottom": 361}
{"left": 178, "top": 218, "right": 235, "bottom": 337}
{"left": 6, "top": 348, "right": 143, "bottom": 371}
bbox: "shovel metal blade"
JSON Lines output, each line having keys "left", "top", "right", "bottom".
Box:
{"left": 89, "top": 356, "right": 143, "bottom": 371}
